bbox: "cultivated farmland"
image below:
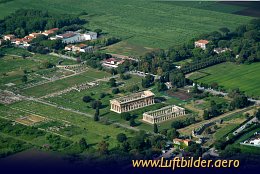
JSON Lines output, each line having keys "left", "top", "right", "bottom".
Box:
{"left": 0, "top": 0, "right": 252, "bottom": 56}
{"left": 188, "top": 62, "right": 260, "bottom": 98}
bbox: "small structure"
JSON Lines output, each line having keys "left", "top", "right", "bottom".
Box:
{"left": 195, "top": 40, "right": 209, "bottom": 50}
{"left": 83, "top": 31, "right": 97, "bottom": 40}
{"left": 42, "top": 28, "right": 59, "bottom": 36}
{"left": 213, "top": 48, "right": 231, "bottom": 54}
{"left": 3, "top": 34, "right": 15, "bottom": 41}
{"left": 173, "top": 138, "right": 192, "bottom": 147}
{"left": 53, "top": 31, "right": 97, "bottom": 44}
{"left": 65, "top": 44, "right": 93, "bottom": 53}
{"left": 29, "top": 32, "right": 42, "bottom": 38}
{"left": 165, "top": 82, "right": 173, "bottom": 89}
{"left": 110, "top": 90, "right": 155, "bottom": 113}
{"left": 143, "top": 105, "right": 185, "bottom": 124}
{"left": 0, "top": 39, "right": 3, "bottom": 45}
{"left": 102, "top": 58, "right": 125, "bottom": 68}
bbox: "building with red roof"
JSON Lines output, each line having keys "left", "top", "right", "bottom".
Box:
{"left": 195, "top": 39, "right": 209, "bottom": 50}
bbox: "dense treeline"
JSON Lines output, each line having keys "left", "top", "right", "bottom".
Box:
{"left": 0, "top": 9, "right": 86, "bottom": 37}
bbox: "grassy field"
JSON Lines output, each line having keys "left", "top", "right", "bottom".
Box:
{"left": 0, "top": 52, "right": 78, "bottom": 90}
{"left": 0, "top": 0, "right": 252, "bottom": 56}
{"left": 21, "top": 69, "right": 110, "bottom": 97}
{"left": 5, "top": 101, "right": 133, "bottom": 148}
{"left": 188, "top": 62, "right": 260, "bottom": 98}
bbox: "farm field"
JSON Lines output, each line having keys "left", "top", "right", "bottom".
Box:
{"left": 0, "top": 0, "right": 252, "bottom": 56}
{"left": 188, "top": 62, "right": 260, "bottom": 98}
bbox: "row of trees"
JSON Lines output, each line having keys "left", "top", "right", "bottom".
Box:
{"left": 0, "top": 9, "right": 86, "bottom": 37}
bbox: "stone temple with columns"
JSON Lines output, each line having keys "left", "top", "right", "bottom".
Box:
{"left": 110, "top": 90, "right": 155, "bottom": 113}
{"left": 142, "top": 105, "right": 186, "bottom": 124}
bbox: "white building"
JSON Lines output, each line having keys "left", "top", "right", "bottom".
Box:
{"left": 213, "top": 48, "right": 231, "bottom": 54}
{"left": 102, "top": 58, "right": 125, "bottom": 68}
{"left": 65, "top": 44, "right": 93, "bottom": 53}
{"left": 3, "top": 34, "right": 15, "bottom": 41}
{"left": 195, "top": 40, "right": 209, "bottom": 50}
{"left": 82, "top": 31, "right": 97, "bottom": 40}
{"left": 54, "top": 31, "right": 97, "bottom": 44}
{"left": 42, "top": 28, "right": 59, "bottom": 36}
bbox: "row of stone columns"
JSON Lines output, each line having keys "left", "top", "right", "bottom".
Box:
{"left": 111, "top": 97, "right": 155, "bottom": 113}
{"left": 111, "top": 103, "right": 121, "bottom": 113}
{"left": 143, "top": 110, "right": 186, "bottom": 124}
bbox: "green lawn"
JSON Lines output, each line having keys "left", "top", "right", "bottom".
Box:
{"left": 188, "top": 62, "right": 260, "bottom": 98}
{"left": 0, "top": 0, "right": 251, "bottom": 56}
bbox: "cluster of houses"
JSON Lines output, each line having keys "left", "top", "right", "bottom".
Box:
{"left": 1, "top": 28, "right": 59, "bottom": 47}
{"left": 1, "top": 28, "right": 97, "bottom": 50}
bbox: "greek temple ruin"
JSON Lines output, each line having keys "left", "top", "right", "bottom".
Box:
{"left": 142, "top": 105, "right": 186, "bottom": 124}
{"left": 110, "top": 90, "right": 155, "bottom": 113}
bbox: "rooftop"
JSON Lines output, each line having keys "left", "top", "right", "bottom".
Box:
{"left": 144, "top": 105, "right": 185, "bottom": 117}
{"left": 76, "top": 43, "right": 87, "bottom": 48}
{"left": 111, "top": 90, "right": 154, "bottom": 104}
{"left": 60, "top": 32, "right": 76, "bottom": 39}
{"left": 195, "top": 40, "right": 209, "bottom": 44}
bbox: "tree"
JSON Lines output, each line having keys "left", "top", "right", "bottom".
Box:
{"left": 116, "top": 133, "right": 127, "bottom": 143}
{"left": 79, "top": 138, "right": 88, "bottom": 150}
{"left": 157, "top": 82, "right": 167, "bottom": 92}
{"left": 171, "top": 121, "right": 183, "bottom": 129}
{"left": 215, "top": 139, "right": 226, "bottom": 150}
{"left": 91, "top": 100, "right": 102, "bottom": 109}
{"left": 83, "top": 96, "right": 92, "bottom": 103}
{"left": 154, "top": 123, "right": 158, "bottom": 133}
{"left": 112, "top": 88, "right": 120, "bottom": 94}
{"left": 129, "top": 118, "right": 136, "bottom": 127}
{"left": 99, "top": 93, "right": 106, "bottom": 99}
{"left": 94, "top": 28, "right": 102, "bottom": 36}
{"left": 128, "top": 85, "right": 139, "bottom": 92}
{"left": 219, "top": 27, "right": 230, "bottom": 36}
{"left": 94, "top": 108, "right": 100, "bottom": 121}
{"left": 142, "top": 74, "right": 154, "bottom": 88}
{"left": 97, "top": 140, "right": 109, "bottom": 155}
{"left": 21, "top": 75, "right": 28, "bottom": 83}
{"left": 255, "top": 109, "right": 260, "bottom": 121}
{"left": 221, "top": 145, "right": 240, "bottom": 158}
{"left": 121, "top": 113, "right": 132, "bottom": 121}
{"left": 204, "top": 127, "right": 212, "bottom": 134}
{"left": 192, "top": 82, "right": 200, "bottom": 93}
{"left": 203, "top": 110, "right": 210, "bottom": 120}
{"left": 167, "top": 128, "right": 179, "bottom": 140}
{"left": 169, "top": 71, "right": 186, "bottom": 88}
{"left": 109, "top": 78, "right": 116, "bottom": 87}
{"left": 42, "top": 61, "right": 55, "bottom": 69}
